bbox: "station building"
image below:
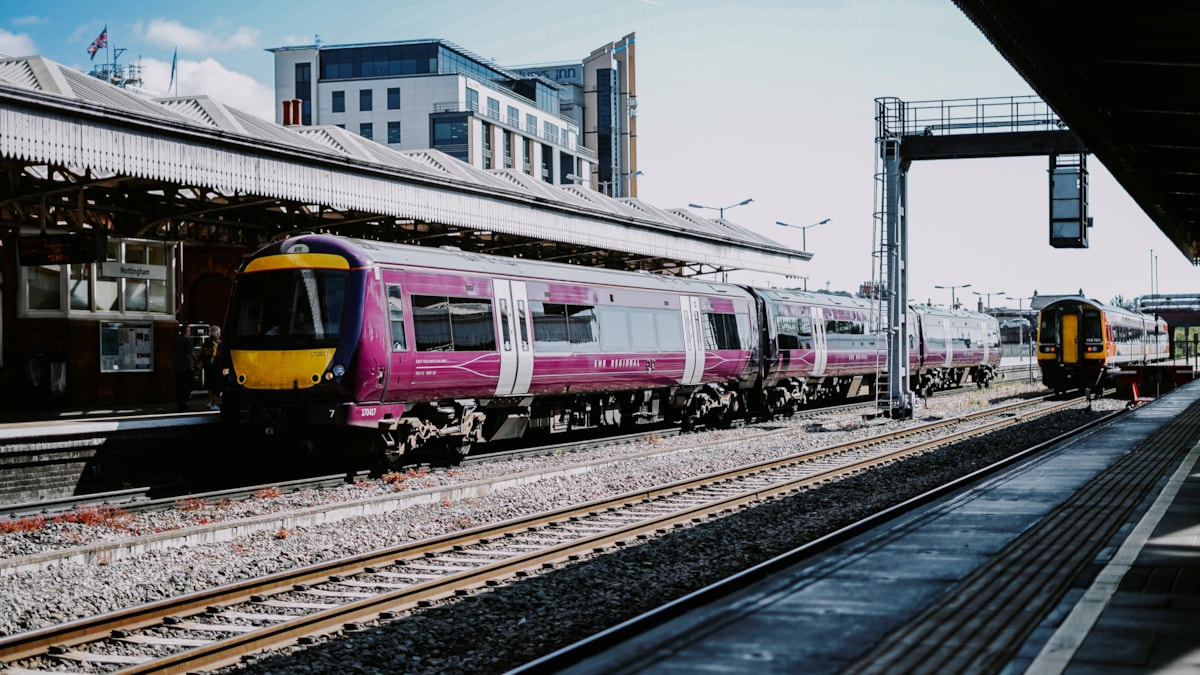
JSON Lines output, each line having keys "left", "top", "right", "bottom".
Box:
{"left": 0, "top": 47, "right": 801, "bottom": 412}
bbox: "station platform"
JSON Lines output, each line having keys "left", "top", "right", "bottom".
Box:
{"left": 544, "top": 380, "right": 1200, "bottom": 674}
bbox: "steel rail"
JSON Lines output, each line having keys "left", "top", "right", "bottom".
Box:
{"left": 0, "top": 393, "right": 1080, "bottom": 673}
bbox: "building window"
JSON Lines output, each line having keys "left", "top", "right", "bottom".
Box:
{"left": 387, "top": 87, "right": 400, "bottom": 110}
{"left": 22, "top": 237, "right": 176, "bottom": 318}
{"left": 544, "top": 121, "right": 559, "bottom": 145}
{"left": 294, "top": 62, "right": 312, "bottom": 125}
{"left": 507, "top": 106, "right": 519, "bottom": 128}
{"left": 504, "top": 132, "right": 513, "bottom": 169}
{"left": 481, "top": 122, "right": 493, "bottom": 170}
{"left": 486, "top": 97, "right": 500, "bottom": 121}
{"left": 432, "top": 115, "right": 469, "bottom": 161}
{"left": 360, "top": 122, "right": 373, "bottom": 140}
{"left": 387, "top": 121, "right": 402, "bottom": 144}
{"left": 359, "top": 89, "right": 373, "bottom": 112}
{"left": 466, "top": 88, "right": 478, "bottom": 113}
{"left": 526, "top": 113, "right": 537, "bottom": 134}
{"left": 522, "top": 137, "right": 533, "bottom": 174}
{"left": 332, "top": 90, "right": 345, "bottom": 113}
{"left": 541, "top": 143, "right": 552, "bottom": 183}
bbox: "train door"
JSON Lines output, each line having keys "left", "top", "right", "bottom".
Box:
{"left": 381, "top": 269, "right": 413, "bottom": 403}
{"left": 810, "top": 306, "right": 827, "bottom": 377}
{"left": 492, "top": 279, "right": 534, "bottom": 396}
{"left": 1061, "top": 311, "right": 1080, "bottom": 364}
{"left": 680, "top": 296, "right": 704, "bottom": 385}
{"left": 941, "top": 318, "right": 953, "bottom": 367}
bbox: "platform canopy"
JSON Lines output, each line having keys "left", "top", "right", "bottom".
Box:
{"left": 954, "top": 2, "right": 1200, "bottom": 265}
{"left": 0, "top": 54, "right": 807, "bottom": 277}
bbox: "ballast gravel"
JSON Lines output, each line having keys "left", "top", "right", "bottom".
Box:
{"left": 0, "top": 383, "right": 1127, "bottom": 674}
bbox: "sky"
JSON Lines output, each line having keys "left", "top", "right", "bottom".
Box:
{"left": 1, "top": 0, "right": 1195, "bottom": 311}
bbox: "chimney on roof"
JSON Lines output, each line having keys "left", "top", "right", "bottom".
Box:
{"left": 282, "top": 99, "right": 302, "bottom": 126}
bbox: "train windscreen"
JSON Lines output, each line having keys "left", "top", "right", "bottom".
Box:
{"left": 1082, "top": 310, "right": 1104, "bottom": 349}
{"left": 230, "top": 269, "right": 347, "bottom": 349}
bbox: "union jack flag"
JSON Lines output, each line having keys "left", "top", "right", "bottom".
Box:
{"left": 87, "top": 26, "right": 107, "bottom": 60}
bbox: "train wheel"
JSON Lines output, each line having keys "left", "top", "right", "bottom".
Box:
{"left": 442, "top": 438, "right": 473, "bottom": 464}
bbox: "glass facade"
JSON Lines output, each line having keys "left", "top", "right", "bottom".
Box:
{"left": 319, "top": 42, "right": 514, "bottom": 86}
{"left": 320, "top": 43, "right": 440, "bottom": 80}
{"left": 596, "top": 68, "right": 617, "bottom": 191}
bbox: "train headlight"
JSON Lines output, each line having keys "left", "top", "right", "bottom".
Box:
{"left": 331, "top": 363, "right": 346, "bottom": 378}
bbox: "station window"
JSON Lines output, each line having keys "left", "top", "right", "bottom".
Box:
{"left": 21, "top": 236, "right": 177, "bottom": 318}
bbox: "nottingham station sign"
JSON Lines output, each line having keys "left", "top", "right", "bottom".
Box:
{"left": 17, "top": 231, "right": 107, "bottom": 265}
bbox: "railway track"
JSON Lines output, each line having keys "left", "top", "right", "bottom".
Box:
{"left": 0, "top": 392, "right": 1093, "bottom": 674}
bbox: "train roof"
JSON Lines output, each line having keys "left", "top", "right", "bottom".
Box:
{"left": 908, "top": 304, "right": 998, "bottom": 322}
{"left": 748, "top": 288, "right": 876, "bottom": 310}
{"left": 249, "top": 233, "right": 751, "bottom": 299}
{"left": 1038, "top": 296, "right": 1166, "bottom": 324}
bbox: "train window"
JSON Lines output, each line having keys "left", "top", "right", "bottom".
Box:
{"left": 386, "top": 284, "right": 406, "bottom": 352}
{"left": 703, "top": 313, "right": 741, "bottom": 350}
{"left": 530, "top": 302, "right": 598, "bottom": 352}
{"left": 231, "top": 269, "right": 346, "bottom": 347}
{"left": 413, "top": 295, "right": 453, "bottom": 351}
{"left": 531, "top": 302, "right": 569, "bottom": 351}
{"left": 411, "top": 295, "right": 496, "bottom": 352}
{"left": 598, "top": 306, "right": 632, "bottom": 352}
{"left": 630, "top": 309, "right": 658, "bottom": 350}
{"left": 448, "top": 298, "right": 496, "bottom": 351}
{"left": 567, "top": 306, "right": 599, "bottom": 351}
{"left": 777, "top": 317, "right": 801, "bottom": 350}
{"left": 776, "top": 316, "right": 810, "bottom": 350}
{"left": 517, "top": 300, "right": 530, "bottom": 351}
{"left": 1082, "top": 311, "right": 1103, "bottom": 342}
{"left": 654, "top": 309, "right": 684, "bottom": 351}
{"left": 498, "top": 298, "right": 512, "bottom": 351}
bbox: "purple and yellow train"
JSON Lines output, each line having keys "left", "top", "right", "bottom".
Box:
{"left": 218, "top": 234, "right": 1000, "bottom": 464}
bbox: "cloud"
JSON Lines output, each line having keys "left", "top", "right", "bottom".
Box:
{"left": 12, "top": 16, "right": 46, "bottom": 26}
{"left": 136, "top": 19, "right": 262, "bottom": 53}
{"left": 139, "top": 56, "right": 275, "bottom": 122}
{"left": 0, "top": 28, "right": 36, "bottom": 58}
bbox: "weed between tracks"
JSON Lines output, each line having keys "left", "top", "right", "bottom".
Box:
{"left": 0, "top": 505, "right": 132, "bottom": 535}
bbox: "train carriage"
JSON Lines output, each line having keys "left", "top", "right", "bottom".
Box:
{"left": 1036, "top": 296, "right": 1170, "bottom": 392}
{"left": 911, "top": 304, "right": 1001, "bottom": 393}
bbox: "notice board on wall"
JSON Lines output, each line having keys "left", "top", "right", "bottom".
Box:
{"left": 100, "top": 322, "right": 153, "bottom": 372}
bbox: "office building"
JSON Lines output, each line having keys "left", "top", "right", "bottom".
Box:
{"left": 268, "top": 39, "right": 597, "bottom": 186}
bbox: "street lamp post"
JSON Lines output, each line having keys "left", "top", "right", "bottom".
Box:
{"left": 971, "top": 289, "right": 1005, "bottom": 311}
{"left": 934, "top": 283, "right": 972, "bottom": 309}
{"left": 775, "top": 218, "right": 831, "bottom": 252}
{"left": 688, "top": 198, "right": 754, "bottom": 220}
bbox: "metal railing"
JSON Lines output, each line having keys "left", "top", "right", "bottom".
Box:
{"left": 880, "top": 95, "right": 1065, "bottom": 138}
